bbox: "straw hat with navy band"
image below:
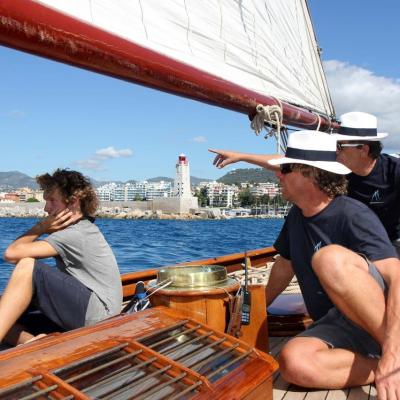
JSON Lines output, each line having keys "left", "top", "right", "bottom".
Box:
{"left": 332, "top": 111, "right": 388, "bottom": 141}
{"left": 268, "top": 130, "right": 351, "bottom": 175}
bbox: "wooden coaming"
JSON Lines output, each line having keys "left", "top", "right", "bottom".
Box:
{"left": 121, "top": 246, "right": 278, "bottom": 300}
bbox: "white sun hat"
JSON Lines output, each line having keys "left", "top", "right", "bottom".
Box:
{"left": 268, "top": 130, "right": 351, "bottom": 175}
{"left": 332, "top": 111, "right": 388, "bottom": 141}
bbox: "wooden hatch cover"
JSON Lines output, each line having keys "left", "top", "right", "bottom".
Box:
{"left": 0, "top": 307, "right": 277, "bottom": 400}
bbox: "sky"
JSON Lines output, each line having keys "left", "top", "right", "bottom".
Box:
{"left": 0, "top": 0, "right": 399, "bottom": 182}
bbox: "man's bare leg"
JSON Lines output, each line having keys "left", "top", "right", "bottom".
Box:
{"left": 0, "top": 258, "right": 35, "bottom": 343}
{"left": 311, "top": 245, "right": 386, "bottom": 344}
{"left": 279, "top": 337, "right": 377, "bottom": 388}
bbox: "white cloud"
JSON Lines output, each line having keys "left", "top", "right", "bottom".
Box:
{"left": 74, "top": 146, "right": 133, "bottom": 171}
{"left": 95, "top": 146, "right": 133, "bottom": 159}
{"left": 5, "top": 110, "right": 26, "bottom": 119}
{"left": 192, "top": 136, "right": 207, "bottom": 143}
{"left": 324, "top": 60, "right": 400, "bottom": 149}
{"left": 74, "top": 159, "right": 105, "bottom": 171}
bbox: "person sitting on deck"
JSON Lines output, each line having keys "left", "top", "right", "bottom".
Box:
{"left": 209, "top": 111, "right": 400, "bottom": 257}
{"left": 1, "top": 169, "right": 122, "bottom": 346}
{"left": 260, "top": 131, "right": 400, "bottom": 396}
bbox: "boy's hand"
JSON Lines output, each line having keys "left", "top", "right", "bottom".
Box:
{"left": 38, "top": 209, "right": 81, "bottom": 234}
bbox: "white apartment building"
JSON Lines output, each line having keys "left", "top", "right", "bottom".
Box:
{"left": 97, "top": 181, "right": 172, "bottom": 202}
{"left": 249, "top": 182, "right": 280, "bottom": 198}
{"left": 199, "top": 181, "right": 239, "bottom": 208}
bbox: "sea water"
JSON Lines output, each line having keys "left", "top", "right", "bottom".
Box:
{"left": 0, "top": 217, "right": 284, "bottom": 292}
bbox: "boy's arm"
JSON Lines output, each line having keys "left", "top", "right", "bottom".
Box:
{"left": 3, "top": 209, "right": 80, "bottom": 264}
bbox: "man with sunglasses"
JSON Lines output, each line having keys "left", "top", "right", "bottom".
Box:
{"left": 210, "top": 112, "right": 400, "bottom": 255}
{"left": 261, "top": 130, "right": 400, "bottom": 397}
{"left": 334, "top": 112, "right": 400, "bottom": 256}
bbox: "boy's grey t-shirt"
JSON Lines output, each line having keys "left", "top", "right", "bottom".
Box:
{"left": 45, "top": 219, "right": 122, "bottom": 323}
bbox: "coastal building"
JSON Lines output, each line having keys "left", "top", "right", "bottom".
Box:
{"left": 249, "top": 182, "right": 280, "bottom": 198}
{"left": 97, "top": 181, "right": 172, "bottom": 202}
{"left": 198, "top": 181, "right": 239, "bottom": 208}
{"left": 96, "top": 154, "right": 198, "bottom": 214}
{"left": 154, "top": 154, "right": 198, "bottom": 213}
{"left": 174, "top": 154, "right": 191, "bottom": 198}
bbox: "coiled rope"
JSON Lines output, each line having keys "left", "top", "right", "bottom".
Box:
{"left": 250, "top": 103, "right": 288, "bottom": 154}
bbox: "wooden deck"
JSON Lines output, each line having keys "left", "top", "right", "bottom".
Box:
{"left": 269, "top": 337, "right": 376, "bottom": 400}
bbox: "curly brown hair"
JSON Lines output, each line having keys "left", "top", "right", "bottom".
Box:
{"left": 292, "top": 164, "right": 348, "bottom": 198}
{"left": 36, "top": 169, "right": 99, "bottom": 216}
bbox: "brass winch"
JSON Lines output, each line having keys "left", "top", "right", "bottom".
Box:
{"left": 152, "top": 264, "right": 238, "bottom": 291}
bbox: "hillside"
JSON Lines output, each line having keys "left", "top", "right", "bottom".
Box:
{"left": 0, "top": 171, "right": 38, "bottom": 190}
{"left": 217, "top": 168, "right": 278, "bottom": 185}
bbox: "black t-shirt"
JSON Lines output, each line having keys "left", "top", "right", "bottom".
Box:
{"left": 348, "top": 153, "right": 400, "bottom": 241}
{"left": 274, "top": 195, "right": 396, "bottom": 321}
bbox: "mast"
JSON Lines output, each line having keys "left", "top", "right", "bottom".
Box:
{"left": 0, "top": 0, "right": 339, "bottom": 132}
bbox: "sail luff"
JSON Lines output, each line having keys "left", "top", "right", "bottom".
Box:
{"left": 0, "top": 0, "right": 339, "bottom": 131}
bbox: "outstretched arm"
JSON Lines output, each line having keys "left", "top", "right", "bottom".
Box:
{"left": 4, "top": 209, "right": 81, "bottom": 264}
{"left": 209, "top": 148, "right": 281, "bottom": 170}
{"left": 266, "top": 255, "right": 295, "bottom": 306}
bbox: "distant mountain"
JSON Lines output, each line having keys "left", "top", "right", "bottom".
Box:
{"left": 0, "top": 172, "right": 212, "bottom": 189}
{"left": 0, "top": 171, "right": 38, "bottom": 190}
{"left": 217, "top": 168, "right": 278, "bottom": 185}
{"left": 191, "top": 176, "right": 212, "bottom": 186}
{"left": 147, "top": 176, "right": 174, "bottom": 183}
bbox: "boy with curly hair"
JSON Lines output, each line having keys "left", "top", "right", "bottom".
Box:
{"left": 1, "top": 169, "right": 122, "bottom": 345}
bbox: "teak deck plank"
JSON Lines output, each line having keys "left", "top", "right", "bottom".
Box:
{"left": 271, "top": 336, "right": 375, "bottom": 400}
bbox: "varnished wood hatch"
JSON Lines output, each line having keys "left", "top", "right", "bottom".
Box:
{"left": 0, "top": 307, "right": 278, "bottom": 400}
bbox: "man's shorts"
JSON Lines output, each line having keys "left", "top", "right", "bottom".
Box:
{"left": 297, "top": 258, "right": 386, "bottom": 359}
{"left": 19, "top": 262, "right": 92, "bottom": 332}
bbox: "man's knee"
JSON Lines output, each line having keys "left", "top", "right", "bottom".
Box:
{"left": 311, "top": 245, "right": 363, "bottom": 286}
{"left": 279, "top": 339, "right": 324, "bottom": 387}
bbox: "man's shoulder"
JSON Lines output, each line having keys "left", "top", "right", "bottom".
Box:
{"left": 380, "top": 153, "right": 400, "bottom": 169}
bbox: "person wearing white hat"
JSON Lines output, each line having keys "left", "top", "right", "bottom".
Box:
{"left": 270, "top": 131, "right": 400, "bottom": 394}
{"left": 334, "top": 111, "right": 400, "bottom": 256}
{"left": 212, "top": 130, "right": 400, "bottom": 394}
{"left": 210, "top": 111, "right": 400, "bottom": 256}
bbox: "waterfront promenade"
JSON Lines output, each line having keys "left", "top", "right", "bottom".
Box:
{"left": 0, "top": 202, "right": 286, "bottom": 220}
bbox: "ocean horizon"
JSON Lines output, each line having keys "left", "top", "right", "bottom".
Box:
{"left": 0, "top": 217, "right": 283, "bottom": 292}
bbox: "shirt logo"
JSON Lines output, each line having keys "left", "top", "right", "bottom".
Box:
{"left": 314, "top": 241, "right": 322, "bottom": 252}
{"left": 370, "top": 190, "right": 384, "bottom": 204}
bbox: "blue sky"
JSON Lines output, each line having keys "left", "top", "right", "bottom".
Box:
{"left": 1, "top": 0, "right": 399, "bottom": 182}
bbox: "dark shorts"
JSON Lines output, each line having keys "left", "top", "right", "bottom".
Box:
{"left": 297, "top": 258, "right": 386, "bottom": 359}
{"left": 19, "top": 262, "right": 91, "bottom": 332}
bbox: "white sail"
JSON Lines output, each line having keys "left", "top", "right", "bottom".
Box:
{"left": 35, "top": 0, "right": 334, "bottom": 118}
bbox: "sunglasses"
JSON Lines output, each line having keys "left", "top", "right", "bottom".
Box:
{"left": 336, "top": 143, "right": 363, "bottom": 151}
{"left": 280, "top": 164, "right": 294, "bottom": 175}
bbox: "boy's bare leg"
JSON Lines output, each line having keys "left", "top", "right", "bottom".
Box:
{"left": 0, "top": 258, "right": 35, "bottom": 343}
{"left": 3, "top": 323, "right": 34, "bottom": 346}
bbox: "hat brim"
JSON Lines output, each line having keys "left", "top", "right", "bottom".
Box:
{"left": 332, "top": 132, "right": 388, "bottom": 141}
{"left": 268, "top": 157, "right": 351, "bottom": 175}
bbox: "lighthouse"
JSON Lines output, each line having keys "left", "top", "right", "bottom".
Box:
{"left": 174, "top": 154, "right": 191, "bottom": 198}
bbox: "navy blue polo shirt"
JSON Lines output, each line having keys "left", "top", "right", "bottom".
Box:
{"left": 274, "top": 195, "right": 396, "bottom": 321}
{"left": 347, "top": 153, "right": 400, "bottom": 241}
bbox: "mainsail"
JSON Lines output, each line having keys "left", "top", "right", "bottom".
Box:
{"left": 0, "top": 0, "right": 337, "bottom": 131}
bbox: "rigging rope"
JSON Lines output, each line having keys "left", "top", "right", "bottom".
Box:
{"left": 250, "top": 103, "right": 288, "bottom": 154}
